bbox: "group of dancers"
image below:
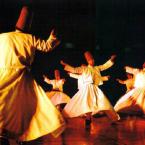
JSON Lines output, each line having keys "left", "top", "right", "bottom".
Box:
{"left": 0, "top": 5, "right": 145, "bottom": 145}
{"left": 43, "top": 50, "right": 145, "bottom": 128}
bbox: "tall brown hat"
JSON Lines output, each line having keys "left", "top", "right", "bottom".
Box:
{"left": 84, "top": 51, "right": 93, "bottom": 61}
{"left": 15, "top": 6, "right": 33, "bottom": 32}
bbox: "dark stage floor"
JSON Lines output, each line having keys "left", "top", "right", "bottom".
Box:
{"left": 10, "top": 115, "right": 145, "bottom": 145}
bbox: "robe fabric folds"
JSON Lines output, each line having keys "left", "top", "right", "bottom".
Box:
{"left": 0, "top": 30, "right": 65, "bottom": 141}
{"left": 45, "top": 79, "right": 70, "bottom": 106}
{"left": 114, "top": 67, "right": 145, "bottom": 114}
{"left": 62, "top": 61, "right": 120, "bottom": 122}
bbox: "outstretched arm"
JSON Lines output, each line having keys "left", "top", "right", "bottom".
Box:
{"left": 116, "top": 78, "right": 125, "bottom": 84}
{"left": 33, "top": 29, "right": 60, "bottom": 52}
{"left": 43, "top": 75, "right": 51, "bottom": 84}
{"left": 125, "top": 66, "right": 139, "bottom": 75}
{"left": 110, "top": 54, "right": 117, "bottom": 62}
{"left": 60, "top": 60, "right": 83, "bottom": 74}
{"left": 102, "top": 75, "right": 110, "bottom": 81}
{"left": 69, "top": 73, "right": 80, "bottom": 79}
{"left": 60, "top": 60, "right": 68, "bottom": 66}
{"left": 97, "top": 54, "right": 116, "bottom": 71}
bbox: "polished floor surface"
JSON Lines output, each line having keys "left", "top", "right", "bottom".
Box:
{"left": 10, "top": 115, "right": 145, "bottom": 145}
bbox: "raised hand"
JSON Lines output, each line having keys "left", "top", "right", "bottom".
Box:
{"left": 116, "top": 78, "right": 120, "bottom": 82}
{"left": 106, "top": 75, "right": 110, "bottom": 80}
{"left": 50, "top": 28, "right": 57, "bottom": 38}
{"left": 60, "top": 60, "right": 67, "bottom": 66}
{"left": 110, "top": 54, "right": 117, "bottom": 62}
{"left": 49, "top": 28, "right": 61, "bottom": 48}
{"left": 43, "top": 75, "right": 49, "bottom": 82}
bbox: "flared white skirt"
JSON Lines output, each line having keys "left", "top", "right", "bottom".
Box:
{"left": 62, "top": 84, "right": 119, "bottom": 121}
{"left": 46, "top": 91, "right": 70, "bottom": 106}
{"left": 114, "top": 87, "right": 145, "bottom": 114}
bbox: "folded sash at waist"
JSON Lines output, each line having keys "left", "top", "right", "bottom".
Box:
{"left": 52, "top": 89, "right": 62, "bottom": 92}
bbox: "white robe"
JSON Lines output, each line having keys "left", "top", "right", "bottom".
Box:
{"left": 45, "top": 79, "right": 70, "bottom": 105}
{"left": 69, "top": 73, "right": 84, "bottom": 90}
{"left": 0, "top": 30, "right": 65, "bottom": 141}
{"left": 69, "top": 73, "right": 110, "bottom": 90}
{"left": 64, "top": 60, "right": 113, "bottom": 86}
{"left": 63, "top": 61, "right": 120, "bottom": 122}
{"left": 114, "top": 67, "right": 145, "bottom": 114}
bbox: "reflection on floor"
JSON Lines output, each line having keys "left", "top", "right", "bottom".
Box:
{"left": 11, "top": 115, "right": 145, "bottom": 145}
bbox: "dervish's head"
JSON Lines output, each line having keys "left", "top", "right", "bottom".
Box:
{"left": 15, "top": 6, "right": 34, "bottom": 33}
{"left": 54, "top": 69, "right": 60, "bottom": 80}
{"left": 84, "top": 51, "right": 95, "bottom": 66}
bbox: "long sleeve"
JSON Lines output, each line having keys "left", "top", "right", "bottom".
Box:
{"left": 101, "top": 76, "right": 109, "bottom": 81}
{"left": 125, "top": 66, "right": 139, "bottom": 75}
{"left": 64, "top": 64, "right": 83, "bottom": 74}
{"left": 97, "top": 59, "right": 114, "bottom": 71}
{"left": 69, "top": 73, "right": 80, "bottom": 79}
{"left": 117, "top": 79, "right": 126, "bottom": 84}
{"left": 44, "top": 77, "right": 51, "bottom": 84}
{"left": 32, "top": 34, "right": 60, "bottom": 52}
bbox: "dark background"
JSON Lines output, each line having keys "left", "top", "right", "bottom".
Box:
{"left": 0, "top": 0, "right": 144, "bottom": 105}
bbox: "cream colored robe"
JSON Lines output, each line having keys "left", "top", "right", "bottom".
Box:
{"left": 45, "top": 79, "right": 64, "bottom": 92}
{"left": 44, "top": 79, "right": 70, "bottom": 105}
{"left": 69, "top": 73, "right": 110, "bottom": 90}
{"left": 0, "top": 30, "right": 65, "bottom": 141}
{"left": 63, "top": 60, "right": 120, "bottom": 121}
{"left": 120, "top": 78, "right": 134, "bottom": 92}
{"left": 64, "top": 60, "right": 113, "bottom": 86}
{"left": 126, "top": 67, "right": 145, "bottom": 88}
{"left": 114, "top": 67, "right": 145, "bottom": 114}
{"left": 69, "top": 73, "right": 84, "bottom": 90}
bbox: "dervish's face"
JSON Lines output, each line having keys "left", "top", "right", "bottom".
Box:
{"left": 54, "top": 70, "right": 60, "bottom": 80}
{"left": 84, "top": 51, "right": 95, "bottom": 66}
{"left": 127, "top": 74, "right": 132, "bottom": 79}
{"left": 55, "top": 75, "right": 60, "bottom": 80}
{"left": 87, "top": 58, "right": 95, "bottom": 66}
